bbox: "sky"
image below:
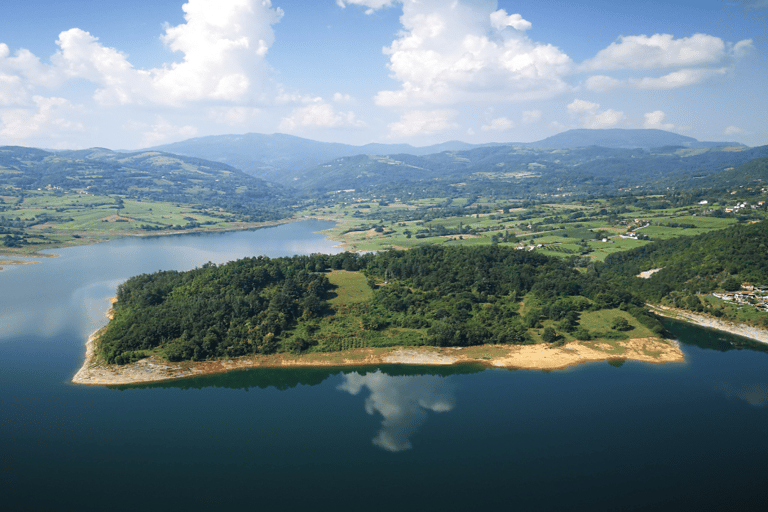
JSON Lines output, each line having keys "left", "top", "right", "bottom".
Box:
{"left": 0, "top": 0, "right": 766, "bottom": 150}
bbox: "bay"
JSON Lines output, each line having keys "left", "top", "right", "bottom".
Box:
{"left": 1, "top": 220, "right": 767, "bottom": 511}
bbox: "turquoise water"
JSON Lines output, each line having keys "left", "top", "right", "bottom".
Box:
{"left": 1, "top": 221, "right": 767, "bottom": 511}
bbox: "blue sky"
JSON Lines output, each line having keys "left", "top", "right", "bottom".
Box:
{"left": 0, "top": 0, "right": 765, "bottom": 149}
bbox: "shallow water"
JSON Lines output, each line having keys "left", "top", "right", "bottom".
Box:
{"left": 1, "top": 221, "right": 766, "bottom": 511}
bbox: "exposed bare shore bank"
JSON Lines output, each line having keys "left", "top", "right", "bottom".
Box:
{"left": 72, "top": 332, "right": 684, "bottom": 386}
{"left": 649, "top": 304, "right": 768, "bottom": 345}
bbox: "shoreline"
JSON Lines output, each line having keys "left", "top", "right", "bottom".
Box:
{"left": 648, "top": 304, "right": 768, "bottom": 345}
{"left": 1, "top": 217, "right": 306, "bottom": 260}
{"left": 72, "top": 330, "right": 684, "bottom": 386}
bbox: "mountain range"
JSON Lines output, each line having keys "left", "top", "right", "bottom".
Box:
{"left": 143, "top": 129, "right": 744, "bottom": 183}
{"left": 3, "top": 129, "right": 764, "bottom": 215}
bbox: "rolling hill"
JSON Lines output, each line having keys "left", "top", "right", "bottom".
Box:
{"left": 0, "top": 146, "right": 288, "bottom": 220}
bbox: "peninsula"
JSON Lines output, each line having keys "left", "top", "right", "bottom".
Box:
{"left": 73, "top": 244, "right": 687, "bottom": 385}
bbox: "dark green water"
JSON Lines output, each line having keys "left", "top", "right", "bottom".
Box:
{"left": 1, "top": 221, "right": 767, "bottom": 511}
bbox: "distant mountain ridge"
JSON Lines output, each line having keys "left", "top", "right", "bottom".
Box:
{"left": 143, "top": 133, "right": 494, "bottom": 182}
{"left": 142, "top": 129, "right": 743, "bottom": 181}
{"left": 527, "top": 129, "right": 743, "bottom": 150}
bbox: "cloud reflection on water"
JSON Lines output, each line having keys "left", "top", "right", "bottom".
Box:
{"left": 717, "top": 382, "right": 768, "bottom": 407}
{"left": 338, "top": 370, "right": 454, "bottom": 452}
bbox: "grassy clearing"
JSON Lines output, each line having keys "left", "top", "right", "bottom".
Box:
{"left": 326, "top": 270, "right": 373, "bottom": 305}
{"left": 579, "top": 309, "right": 655, "bottom": 337}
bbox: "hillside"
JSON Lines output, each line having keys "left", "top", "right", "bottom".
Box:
{"left": 286, "top": 143, "right": 768, "bottom": 195}
{"left": 599, "top": 221, "right": 768, "bottom": 328}
{"left": 0, "top": 146, "right": 288, "bottom": 220}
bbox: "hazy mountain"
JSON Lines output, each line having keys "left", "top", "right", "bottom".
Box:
{"left": 143, "top": 133, "right": 492, "bottom": 182}
{"left": 142, "top": 129, "right": 743, "bottom": 182}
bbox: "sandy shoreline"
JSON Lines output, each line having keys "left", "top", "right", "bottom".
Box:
{"left": 648, "top": 304, "right": 768, "bottom": 345}
{"left": 72, "top": 331, "right": 684, "bottom": 386}
{"left": 72, "top": 300, "right": 768, "bottom": 386}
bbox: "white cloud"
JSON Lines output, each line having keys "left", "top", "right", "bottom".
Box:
{"left": 490, "top": 10, "right": 532, "bottom": 31}
{"left": 151, "top": 0, "right": 283, "bottom": 104}
{"left": 522, "top": 109, "right": 542, "bottom": 124}
{"left": 584, "top": 74, "right": 623, "bottom": 92}
{"left": 371, "top": 0, "right": 572, "bottom": 108}
{"left": 386, "top": 109, "right": 458, "bottom": 138}
{"left": 279, "top": 100, "right": 365, "bottom": 131}
{"left": 0, "top": 44, "right": 62, "bottom": 104}
{"left": 482, "top": 117, "right": 514, "bottom": 131}
{"left": 333, "top": 92, "right": 355, "bottom": 103}
{"left": 10, "top": 1, "right": 285, "bottom": 108}
{"left": 579, "top": 32, "right": 753, "bottom": 92}
{"left": 567, "top": 99, "right": 624, "bottom": 129}
{"left": 724, "top": 125, "right": 745, "bottom": 135}
{"left": 336, "top": 0, "right": 398, "bottom": 15}
{"left": 643, "top": 110, "right": 675, "bottom": 131}
{"left": 630, "top": 67, "right": 728, "bottom": 89}
{"left": 0, "top": 95, "right": 83, "bottom": 142}
{"left": 582, "top": 33, "right": 736, "bottom": 71}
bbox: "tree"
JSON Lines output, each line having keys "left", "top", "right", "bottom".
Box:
{"left": 542, "top": 326, "right": 558, "bottom": 343}
{"left": 611, "top": 317, "right": 632, "bottom": 331}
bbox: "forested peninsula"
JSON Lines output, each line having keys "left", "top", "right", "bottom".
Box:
{"left": 74, "top": 243, "right": 690, "bottom": 384}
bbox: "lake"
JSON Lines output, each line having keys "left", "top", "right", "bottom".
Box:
{"left": 1, "top": 220, "right": 767, "bottom": 511}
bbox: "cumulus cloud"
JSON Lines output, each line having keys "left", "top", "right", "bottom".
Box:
{"left": 580, "top": 34, "right": 753, "bottom": 92}
{"left": 490, "top": 10, "right": 532, "bottom": 31}
{"left": 567, "top": 99, "right": 624, "bottom": 129}
{"left": 643, "top": 110, "right": 675, "bottom": 131}
{"left": 482, "top": 117, "right": 514, "bottom": 131}
{"left": 279, "top": 100, "right": 365, "bottom": 131}
{"left": 0, "top": 44, "right": 61, "bottom": 104}
{"left": 583, "top": 33, "right": 739, "bottom": 70}
{"left": 366, "top": 0, "right": 572, "bottom": 108}
{"left": 0, "top": 95, "right": 83, "bottom": 142}
{"left": 4, "top": 1, "right": 284, "bottom": 108}
{"left": 337, "top": 370, "right": 454, "bottom": 452}
{"left": 724, "top": 126, "right": 745, "bottom": 135}
{"left": 386, "top": 109, "right": 458, "bottom": 138}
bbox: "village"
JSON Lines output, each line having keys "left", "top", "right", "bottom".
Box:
{"left": 713, "top": 283, "right": 768, "bottom": 312}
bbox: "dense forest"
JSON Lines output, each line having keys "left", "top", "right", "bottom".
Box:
{"left": 99, "top": 245, "right": 665, "bottom": 365}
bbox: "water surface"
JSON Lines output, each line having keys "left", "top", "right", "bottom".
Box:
{"left": 1, "top": 221, "right": 767, "bottom": 511}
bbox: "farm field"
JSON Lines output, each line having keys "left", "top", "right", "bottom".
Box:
{"left": 306, "top": 188, "right": 764, "bottom": 262}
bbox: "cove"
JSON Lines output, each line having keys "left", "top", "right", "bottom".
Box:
{"left": 1, "top": 220, "right": 768, "bottom": 511}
